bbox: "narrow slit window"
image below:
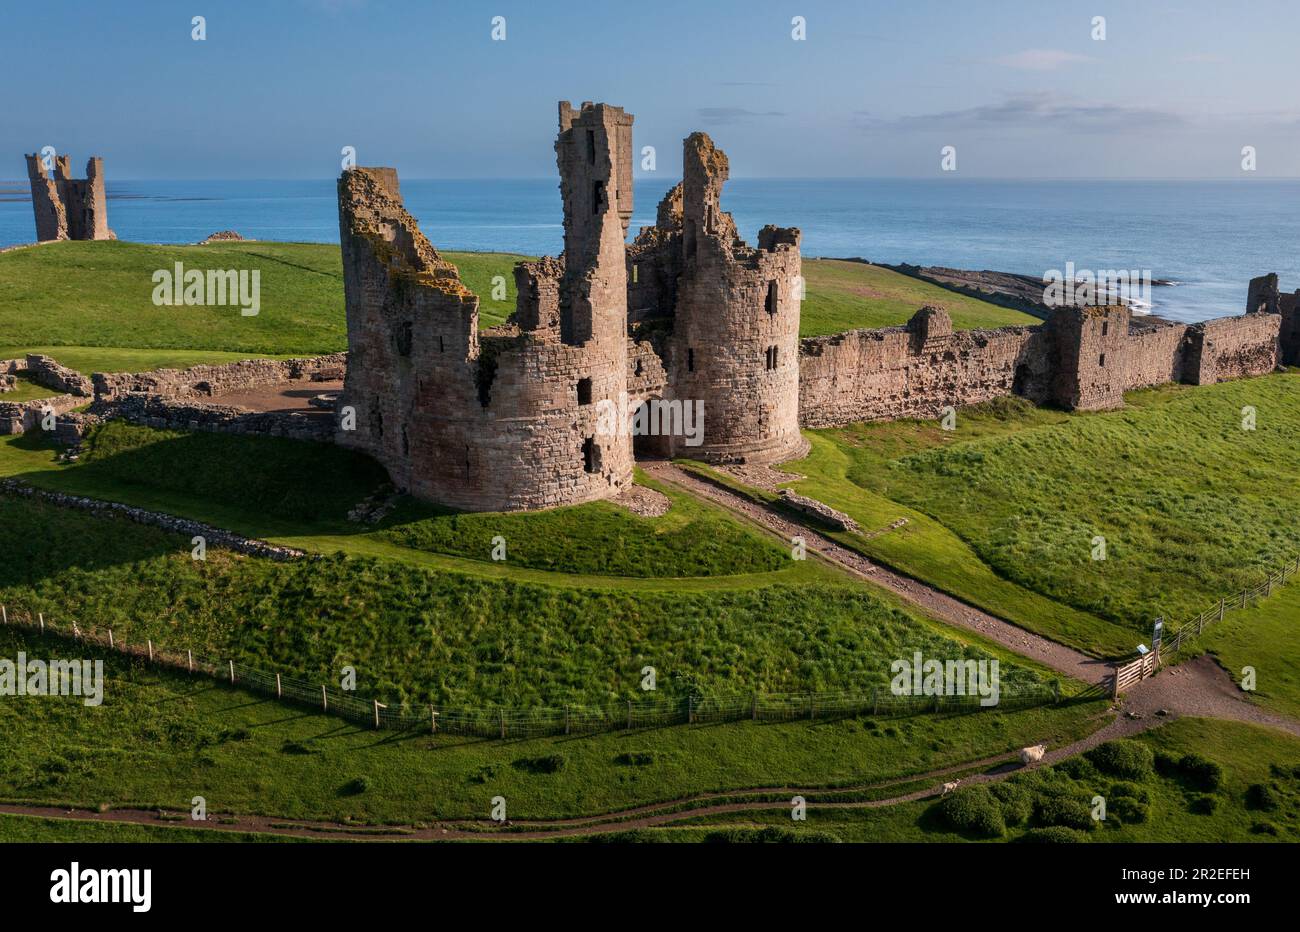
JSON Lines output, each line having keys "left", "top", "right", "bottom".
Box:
{"left": 585, "top": 130, "right": 596, "bottom": 165}
{"left": 583, "top": 437, "right": 599, "bottom": 473}
{"left": 592, "top": 181, "right": 605, "bottom": 214}
{"left": 577, "top": 377, "right": 593, "bottom": 406}
{"left": 1099, "top": 353, "right": 1106, "bottom": 368}
{"left": 765, "top": 280, "right": 778, "bottom": 315}
{"left": 1101, "top": 320, "right": 1109, "bottom": 337}
{"left": 687, "top": 348, "right": 695, "bottom": 372}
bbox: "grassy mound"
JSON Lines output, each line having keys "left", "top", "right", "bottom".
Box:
{"left": 0, "top": 495, "right": 1054, "bottom": 707}
{"left": 800, "top": 259, "right": 1039, "bottom": 336}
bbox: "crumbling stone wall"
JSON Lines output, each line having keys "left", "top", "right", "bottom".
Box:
{"left": 799, "top": 308, "right": 1051, "bottom": 426}
{"left": 89, "top": 394, "right": 334, "bottom": 444}
{"left": 1279, "top": 290, "right": 1300, "bottom": 366}
{"left": 1124, "top": 318, "right": 1189, "bottom": 390}
{"left": 1182, "top": 313, "right": 1281, "bottom": 384}
{"left": 0, "top": 393, "right": 81, "bottom": 435}
{"left": 1046, "top": 306, "right": 1130, "bottom": 411}
{"left": 93, "top": 353, "right": 347, "bottom": 401}
{"left": 24, "top": 154, "right": 113, "bottom": 242}
{"left": 334, "top": 102, "right": 635, "bottom": 511}
{"left": 24, "top": 354, "right": 93, "bottom": 397}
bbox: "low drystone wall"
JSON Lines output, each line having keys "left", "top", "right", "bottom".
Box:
{"left": 93, "top": 353, "right": 347, "bottom": 401}
{"left": 0, "top": 393, "right": 82, "bottom": 435}
{"left": 93, "top": 393, "right": 336, "bottom": 443}
{"left": 0, "top": 479, "right": 308, "bottom": 561}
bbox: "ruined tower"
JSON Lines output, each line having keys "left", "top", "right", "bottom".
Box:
{"left": 660, "top": 133, "right": 807, "bottom": 463}
{"left": 25, "top": 153, "right": 113, "bottom": 242}
{"left": 334, "top": 103, "right": 635, "bottom": 511}
{"left": 1047, "top": 305, "right": 1130, "bottom": 411}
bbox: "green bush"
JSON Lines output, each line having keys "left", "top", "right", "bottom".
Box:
{"left": 1085, "top": 741, "right": 1154, "bottom": 781}
{"left": 512, "top": 754, "right": 567, "bottom": 775}
{"left": 1109, "top": 781, "right": 1150, "bottom": 803}
{"left": 1245, "top": 783, "right": 1279, "bottom": 812}
{"left": 1017, "top": 826, "right": 1087, "bottom": 843}
{"left": 990, "top": 782, "right": 1032, "bottom": 826}
{"left": 1110, "top": 796, "right": 1149, "bottom": 824}
{"left": 1154, "top": 750, "right": 1181, "bottom": 777}
{"left": 1250, "top": 821, "right": 1279, "bottom": 836}
{"left": 937, "top": 786, "right": 1006, "bottom": 838}
{"left": 1056, "top": 756, "right": 1094, "bottom": 780}
{"left": 1033, "top": 795, "right": 1096, "bottom": 831}
{"left": 1189, "top": 795, "right": 1219, "bottom": 815}
{"left": 1177, "top": 754, "right": 1223, "bottom": 792}
{"left": 340, "top": 776, "right": 370, "bottom": 796}
{"left": 614, "top": 752, "right": 658, "bottom": 767}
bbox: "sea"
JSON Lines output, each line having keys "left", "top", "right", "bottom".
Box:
{"left": 2, "top": 177, "right": 1298, "bottom": 324}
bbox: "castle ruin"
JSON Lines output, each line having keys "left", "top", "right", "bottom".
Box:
{"left": 25, "top": 153, "right": 114, "bottom": 242}
{"left": 325, "top": 100, "right": 1295, "bottom": 512}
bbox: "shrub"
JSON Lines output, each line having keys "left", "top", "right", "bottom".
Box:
{"left": 1189, "top": 795, "right": 1219, "bottom": 815}
{"left": 990, "top": 782, "right": 1032, "bottom": 826}
{"left": 1056, "top": 756, "right": 1094, "bottom": 780}
{"left": 1154, "top": 751, "right": 1180, "bottom": 777}
{"left": 1109, "top": 781, "right": 1150, "bottom": 803}
{"left": 1017, "top": 826, "right": 1087, "bottom": 843}
{"left": 1086, "top": 741, "right": 1154, "bottom": 780}
{"left": 280, "top": 740, "right": 312, "bottom": 755}
{"left": 614, "top": 751, "right": 658, "bottom": 767}
{"left": 1110, "top": 796, "right": 1149, "bottom": 824}
{"left": 1177, "top": 754, "right": 1223, "bottom": 792}
{"left": 1245, "top": 783, "right": 1279, "bottom": 812}
{"left": 1033, "top": 795, "right": 1096, "bottom": 831}
{"left": 1250, "top": 821, "right": 1279, "bottom": 836}
{"left": 512, "top": 754, "right": 567, "bottom": 775}
{"left": 937, "top": 786, "right": 1006, "bottom": 838}
{"left": 340, "top": 776, "right": 370, "bottom": 796}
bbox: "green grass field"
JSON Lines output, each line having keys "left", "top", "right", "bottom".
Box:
{"left": 0, "top": 374, "right": 60, "bottom": 404}
{"left": 0, "top": 243, "right": 1024, "bottom": 374}
{"left": 0, "top": 493, "right": 1062, "bottom": 707}
{"left": 0, "top": 626, "right": 1105, "bottom": 825}
{"left": 800, "top": 259, "right": 1039, "bottom": 335}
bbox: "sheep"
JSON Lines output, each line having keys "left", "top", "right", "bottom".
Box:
{"left": 1020, "top": 744, "right": 1047, "bottom": 765}
{"left": 941, "top": 780, "right": 961, "bottom": 796}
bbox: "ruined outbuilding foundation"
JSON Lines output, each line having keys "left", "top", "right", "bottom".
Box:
{"left": 25, "top": 153, "right": 113, "bottom": 242}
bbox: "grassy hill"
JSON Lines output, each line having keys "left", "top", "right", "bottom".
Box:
{"left": 0, "top": 242, "right": 1029, "bottom": 373}
{"left": 800, "top": 259, "right": 1039, "bottom": 335}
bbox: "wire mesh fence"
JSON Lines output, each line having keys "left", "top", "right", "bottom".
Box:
{"left": 0, "top": 601, "right": 1073, "bottom": 737}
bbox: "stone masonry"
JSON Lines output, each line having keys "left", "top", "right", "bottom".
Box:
{"left": 334, "top": 103, "right": 636, "bottom": 511}
{"left": 25, "top": 153, "right": 114, "bottom": 242}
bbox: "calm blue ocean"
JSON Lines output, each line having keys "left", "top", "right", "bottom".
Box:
{"left": 3, "top": 178, "right": 1297, "bottom": 324}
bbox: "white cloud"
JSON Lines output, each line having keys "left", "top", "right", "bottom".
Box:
{"left": 993, "top": 49, "right": 1098, "bottom": 71}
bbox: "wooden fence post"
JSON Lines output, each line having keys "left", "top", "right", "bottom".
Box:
{"left": 499, "top": 709, "right": 506, "bottom": 740}
{"left": 322, "top": 685, "right": 327, "bottom": 711}
{"left": 38, "top": 613, "right": 44, "bottom": 633}
{"left": 1218, "top": 597, "right": 1225, "bottom": 623}
{"left": 564, "top": 706, "right": 570, "bottom": 735}
{"left": 228, "top": 661, "right": 235, "bottom": 684}
{"left": 108, "top": 630, "right": 114, "bottom": 649}
{"left": 374, "top": 700, "right": 385, "bottom": 729}
{"left": 187, "top": 650, "right": 192, "bottom": 673}
{"left": 872, "top": 686, "right": 879, "bottom": 716}
{"left": 1241, "top": 589, "right": 1248, "bottom": 608}
{"left": 431, "top": 706, "right": 438, "bottom": 734}
{"left": 2, "top": 604, "right": 7, "bottom": 624}
{"left": 752, "top": 693, "right": 758, "bottom": 720}
{"left": 147, "top": 640, "right": 153, "bottom": 662}
{"left": 687, "top": 695, "right": 694, "bottom": 725}
{"left": 276, "top": 673, "right": 282, "bottom": 698}
{"left": 626, "top": 700, "right": 633, "bottom": 729}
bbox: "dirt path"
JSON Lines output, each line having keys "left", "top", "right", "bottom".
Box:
{"left": 642, "top": 462, "right": 1111, "bottom": 686}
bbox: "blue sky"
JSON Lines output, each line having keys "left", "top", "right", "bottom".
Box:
{"left": 4, "top": 0, "right": 1299, "bottom": 179}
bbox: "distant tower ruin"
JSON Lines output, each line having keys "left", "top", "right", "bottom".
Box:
{"left": 1047, "top": 305, "right": 1130, "bottom": 411}
{"left": 25, "top": 153, "right": 114, "bottom": 242}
